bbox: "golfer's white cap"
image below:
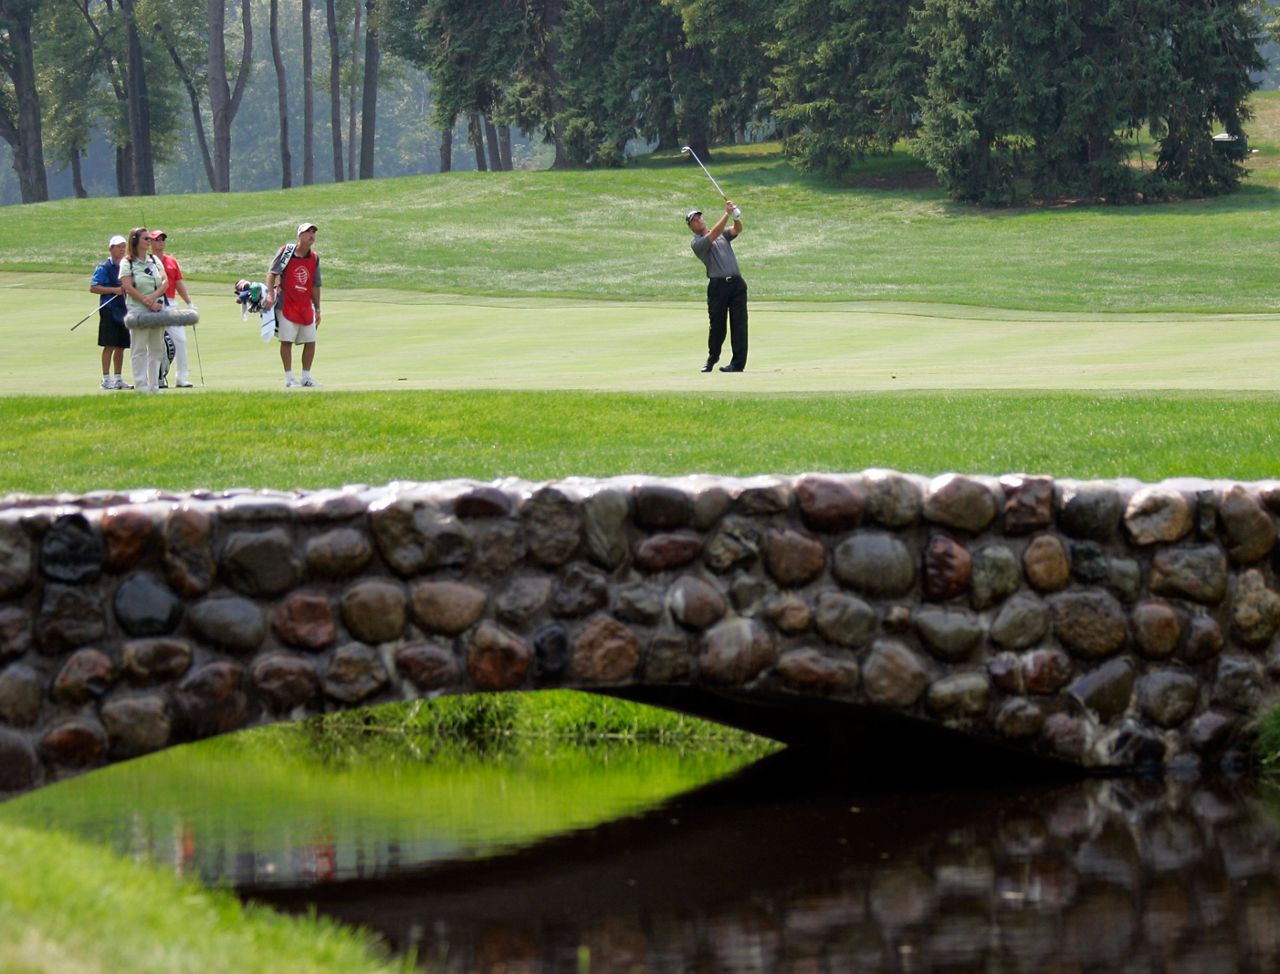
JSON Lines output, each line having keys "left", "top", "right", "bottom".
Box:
{"left": 109, "top": 234, "right": 126, "bottom": 246}
{"left": 297, "top": 221, "right": 318, "bottom": 235}
{"left": 685, "top": 209, "right": 701, "bottom": 225}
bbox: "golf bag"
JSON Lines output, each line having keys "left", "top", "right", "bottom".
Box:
{"left": 157, "top": 331, "right": 176, "bottom": 382}
{"left": 234, "top": 280, "right": 277, "bottom": 342}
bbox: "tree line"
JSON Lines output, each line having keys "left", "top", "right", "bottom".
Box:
{"left": 0, "top": 0, "right": 1272, "bottom": 206}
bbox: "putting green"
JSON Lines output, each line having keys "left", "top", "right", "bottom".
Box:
{"left": 6, "top": 272, "right": 1279, "bottom": 395}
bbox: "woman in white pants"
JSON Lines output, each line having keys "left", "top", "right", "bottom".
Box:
{"left": 120, "top": 227, "right": 169, "bottom": 394}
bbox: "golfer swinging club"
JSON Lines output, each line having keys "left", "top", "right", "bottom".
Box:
{"left": 687, "top": 198, "right": 748, "bottom": 372}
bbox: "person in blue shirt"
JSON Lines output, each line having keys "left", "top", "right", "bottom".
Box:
{"left": 89, "top": 234, "right": 131, "bottom": 390}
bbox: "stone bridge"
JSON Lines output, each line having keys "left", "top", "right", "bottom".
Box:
{"left": 0, "top": 471, "right": 1276, "bottom": 795}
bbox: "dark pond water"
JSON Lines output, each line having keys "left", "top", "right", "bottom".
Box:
{"left": 5, "top": 733, "right": 1280, "bottom": 972}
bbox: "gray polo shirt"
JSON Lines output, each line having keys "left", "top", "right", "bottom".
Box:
{"left": 691, "top": 229, "right": 741, "bottom": 279}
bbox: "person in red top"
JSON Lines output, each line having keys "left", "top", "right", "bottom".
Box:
{"left": 148, "top": 230, "right": 195, "bottom": 387}
{"left": 263, "top": 222, "right": 323, "bottom": 388}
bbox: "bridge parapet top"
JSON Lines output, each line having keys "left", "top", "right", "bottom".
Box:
{"left": 1, "top": 471, "right": 1278, "bottom": 794}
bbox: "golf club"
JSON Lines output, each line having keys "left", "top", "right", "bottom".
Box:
{"left": 681, "top": 146, "right": 741, "bottom": 218}
{"left": 71, "top": 292, "right": 119, "bottom": 331}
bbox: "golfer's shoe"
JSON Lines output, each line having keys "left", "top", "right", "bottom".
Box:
{"left": 158, "top": 379, "right": 168, "bottom": 389}
{"left": 101, "top": 377, "right": 113, "bottom": 390}
{"left": 701, "top": 359, "right": 716, "bottom": 373}
{"left": 176, "top": 381, "right": 193, "bottom": 388}
{"left": 111, "top": 378, "right": 133, "bottom": 390}
{"left": 300, "top": 377, "right": 320, "bottom": 388}
{"left": 285, "top": 376, "right": 302, "bottom": 388}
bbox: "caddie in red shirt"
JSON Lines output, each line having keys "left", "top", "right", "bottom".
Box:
{"left": 148, "top": 230, "right": 195, "bottom": 387}
{"left": 263, "top": 221, "right": 323, "bottom": 388}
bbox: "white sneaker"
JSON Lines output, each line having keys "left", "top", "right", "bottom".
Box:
{"left": 285, "top": 376, "right": 301, "bottom": 388}
{"left": 300, "top": 377, "right": 320, "bottom": 388}
{"left": 111, "top": 378, "right": 133, "bottom": 390}
{"left": 101, "top": 378, "right": 112, "bottom": 390}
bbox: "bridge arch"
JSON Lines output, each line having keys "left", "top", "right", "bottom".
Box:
{"left": 0, "top": 472, "right": 1273, "bottom": 795}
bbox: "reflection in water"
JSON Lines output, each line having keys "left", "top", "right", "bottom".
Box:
{"left": 7, "top": 729, "right": 1280, "bottom": 971}
{"left": 252, "top": 757, "right": 1280, "bottom": 973}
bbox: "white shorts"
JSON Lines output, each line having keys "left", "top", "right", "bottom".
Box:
{"left": 278, "top": 312, "right": 317, "bottom": 344}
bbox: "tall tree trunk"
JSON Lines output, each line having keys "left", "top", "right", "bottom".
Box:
{"left": 0, "top": 3, "right": 49, "bottom": 202}
{"left": 70, "top": 148, "right": 86, "bottom": 198}
{"left": 483, "top": 115, "right": 502, "bottom": 170}
{"left": 120, "top": 0, "right": 155, "bottom": 195}
{"left": 498, "top": 124, "right": 512, "bottom": 171}
{"left": 541, "top": 0, "right": 568, "bottom": 169}
{"left": 115, "top": 144, "right": 132, "bottom": 196}
{"left": 468, "top": 114, "right": 487, "bottom": 171}
{"left": 159, "top": 26, "right": 217, "bottom": 190}
{"left": 302, "top": 0, "right": 314, "bottom": 184}
{"left": 346, "top": 0, "right": 361, "bottom": 180}
{"left": 439, "top": 125, "right": 452, "bottom": 173}
{"left": 358, "top": 0, "right": 379, "bottom": 179}
{"left": 324, "top": 0, "right": 343, "bottom": 181}
{"left": 270, "top": 0, "right": 292, "bottom": 188}
{"left": 209, "top": 0, "right": 254, "bottom": 192}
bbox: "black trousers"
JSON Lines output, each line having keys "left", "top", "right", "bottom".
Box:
{"left": 706, "top": 275, "right": 748, "bottom": 369}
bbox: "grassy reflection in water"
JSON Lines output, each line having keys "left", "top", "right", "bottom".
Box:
{"left": 0, "top": 693, "right": 776, "bottom": 887}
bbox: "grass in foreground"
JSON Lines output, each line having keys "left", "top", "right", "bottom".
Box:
{"left": 0, "top": 823, "right": 406, "bottom": 974}
{"left": 2, "top": 390, "right": 1279, "bottom": 496}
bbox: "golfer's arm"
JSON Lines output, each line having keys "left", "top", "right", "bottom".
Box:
{"left": 706, "top": 213, "right": 730, "bottom": 241}
{"left": 176, "top": 280, "right": 192, "bottom": 304}
{"left": 312, "top": 286, "right": 320, "bottom": 315}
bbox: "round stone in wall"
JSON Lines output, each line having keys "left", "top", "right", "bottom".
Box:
{"left": 496, "top": 576, "right": 552, "bottom": 626}
{"left": 395, "top": 642, "right": 460, "bottom": 692}
{"left": 273, "top": 593, "right": 337, "bottom": 651}
{"left": 39, "top": 514, "right": 103, "bottom": 584}
{"left": 667, "top": 576, "right": 727, "bottom": 631}
{"left": 814, "top": 592, "right": 876, "bottom": 649}
{"left": 764, "top": 529, "right": 826, "bottom": 589}
{"left": 412, "top": 580, "right": 487, "bottom": 635}
{"left": 101, "top": 695, "right": 171, "bottom": 758}
{"left": 341, "top": 579, "right": 408, "bottom": 644}
{"left": 221, "top": 529, "right": 302, "bottom": 596}
{"left": 123, "top": 638, "right": 193, "bottom": 683}
{"left": 923, "top": 474, "right": 998, "bottom": 534}
{"left": 467, "top": 622, "right": 532, "bottom": 690}
{"left": 862, "top": 640, "right": 929, "bottom": 708}
{"left": 925, "top": 671, "right": 989, "bottom": 718}
{"left": 864, "top": 471, "right": 921, "bottom": 528}
{"left": 1131, "top": 600, "right": 1181, "bottom": 659}
{"left": 521, "top": 488, "right": 582, "bottom": 567}
{"left": 1150, "top": 545, "right": 1228, "bottom": 605}
{"left": 832, "top": 533, "right": 914, "bottom": 597}
{"left": 572, "top": 615, "right": 641, "bottom": 683}
{"left": 764, "top": 593, "right": 811, "bottom": 634}
{"left": 1000, "top": 476, "right": 1054, "bottom": 534}
{"left": 1124, "top": 487, "right": 1192, "bottom": 546}
{"left": 306, "top": 527, "right": 374, "bottom": 578}
{"left": 176, "top": 661, "right": 248, "bottom": 737}
{"left": 453, "top": 486, "right": 514, "bottom": 518}
{"left": 323, "top": 643, "right": 390, "bottom": 704}
{"left": 36, "top": 584, "right": 106, "bottom": 654}
{"left": 0, "top": 729, "right": 40, "bottom": 791}
{"left": 0, "top": 522, "right": 34, "bottom": 599}
{"left": 1051, "top": 589, "right": 1127, "bottom": 659}
{"left": 583, "top": 489, "right": 629, "bottom": 569}
{"left": 114, "top": 573, "right": 183, "bottom": 638}
{"left": 795, "top": 476, "right": 865, "bottom": 533}
{"left": 995, "top": 698, "right": 1044, "bottom": 738}
{"left": 52, "top": 648, "right": 116, "bottom": 704}
{"left": 551, "top": 564, "right": 610, "bottom": 618}
{"left": 1067, "top": 658, "right": 1135, "bottom": 722}
{"left": 775, "top": 648, "right": 858, "bottom": 693}
{"left": 0, "top": 663, "right": 42, "bottom": 726}
{"left": 187, "top": 596, "right": 266, "bottom": 655}
{"left": 989, "top": 594, "right": 1049, "bottom": 651}
{"left": 534, "top": 623, "right": 570, "bottom": 677}
{"left": 1181, "top": 613, "right": 1224, "bottom": 664}
{"left": 970, "top": 545, "right": 1021, "bottom": 610}
{"left": 1138, "top": 670, "right": 1200, "bottom": 728}
{"left": 1219, "top": 485, "right": 1277, "bottom": 564}
{"left": 1057, "top": 483, "right": 1122, "bottom": 541}
{"left": 634, "top": 484, "right": 693, "bottom": 530}
{"left": 1230, "top": 569, "right": 1280, "bottom": 646}
{"left": 1022, "top": 535, "right": 1070, "bottom": 592}
{"left": 634, "top": 533, "right": 703, "bottom": 572}
{"left": 913, "top": 606, "right": 981, "bottom": 661}
{"left": 0, "top": 607, "right": 32, "bottom": 661}
{"left": 163, "top": 507, "right": 215, "bottom": 597}
{"left": 704, "top": 518, "right": 761, "bottom": 574}
{"left": 101, "top": 507, "right": 156, "bottom": 571}
{"left": 39, "top": 717, "right": 108, "bottom": 769}
{"left": 698, "top": 618, "right": 776, "bottom": 685}
{"left": 922, "top": 533, "right": 971, "bottom": 601}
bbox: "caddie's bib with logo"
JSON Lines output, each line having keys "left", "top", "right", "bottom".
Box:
{"left": 280, "top": 250, "right": 318, "bottom": 325}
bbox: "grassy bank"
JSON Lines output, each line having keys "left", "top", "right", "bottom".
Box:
{"left": 3, "top": 390, "right": 1279, "bottom": 496}
{"left": 3, "top": 92, "right": 1280, "bottom": 312}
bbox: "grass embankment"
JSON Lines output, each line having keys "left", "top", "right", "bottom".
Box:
{"left": 2, "top": 390, "right": 1279, "bottom": 497}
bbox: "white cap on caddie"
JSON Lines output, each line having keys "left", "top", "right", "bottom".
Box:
{"left": 109, "top": 234, "right": 126, "bottom": 246}
{"left": 297, "top": 221, "right": 318, "bottom": 235}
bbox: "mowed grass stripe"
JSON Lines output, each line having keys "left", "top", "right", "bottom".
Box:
{"left": 7, "top": 275, "right": 1280, "bottom": 397}
{"left": 3, "top": 390, "right": 1280, "bottom": 496}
